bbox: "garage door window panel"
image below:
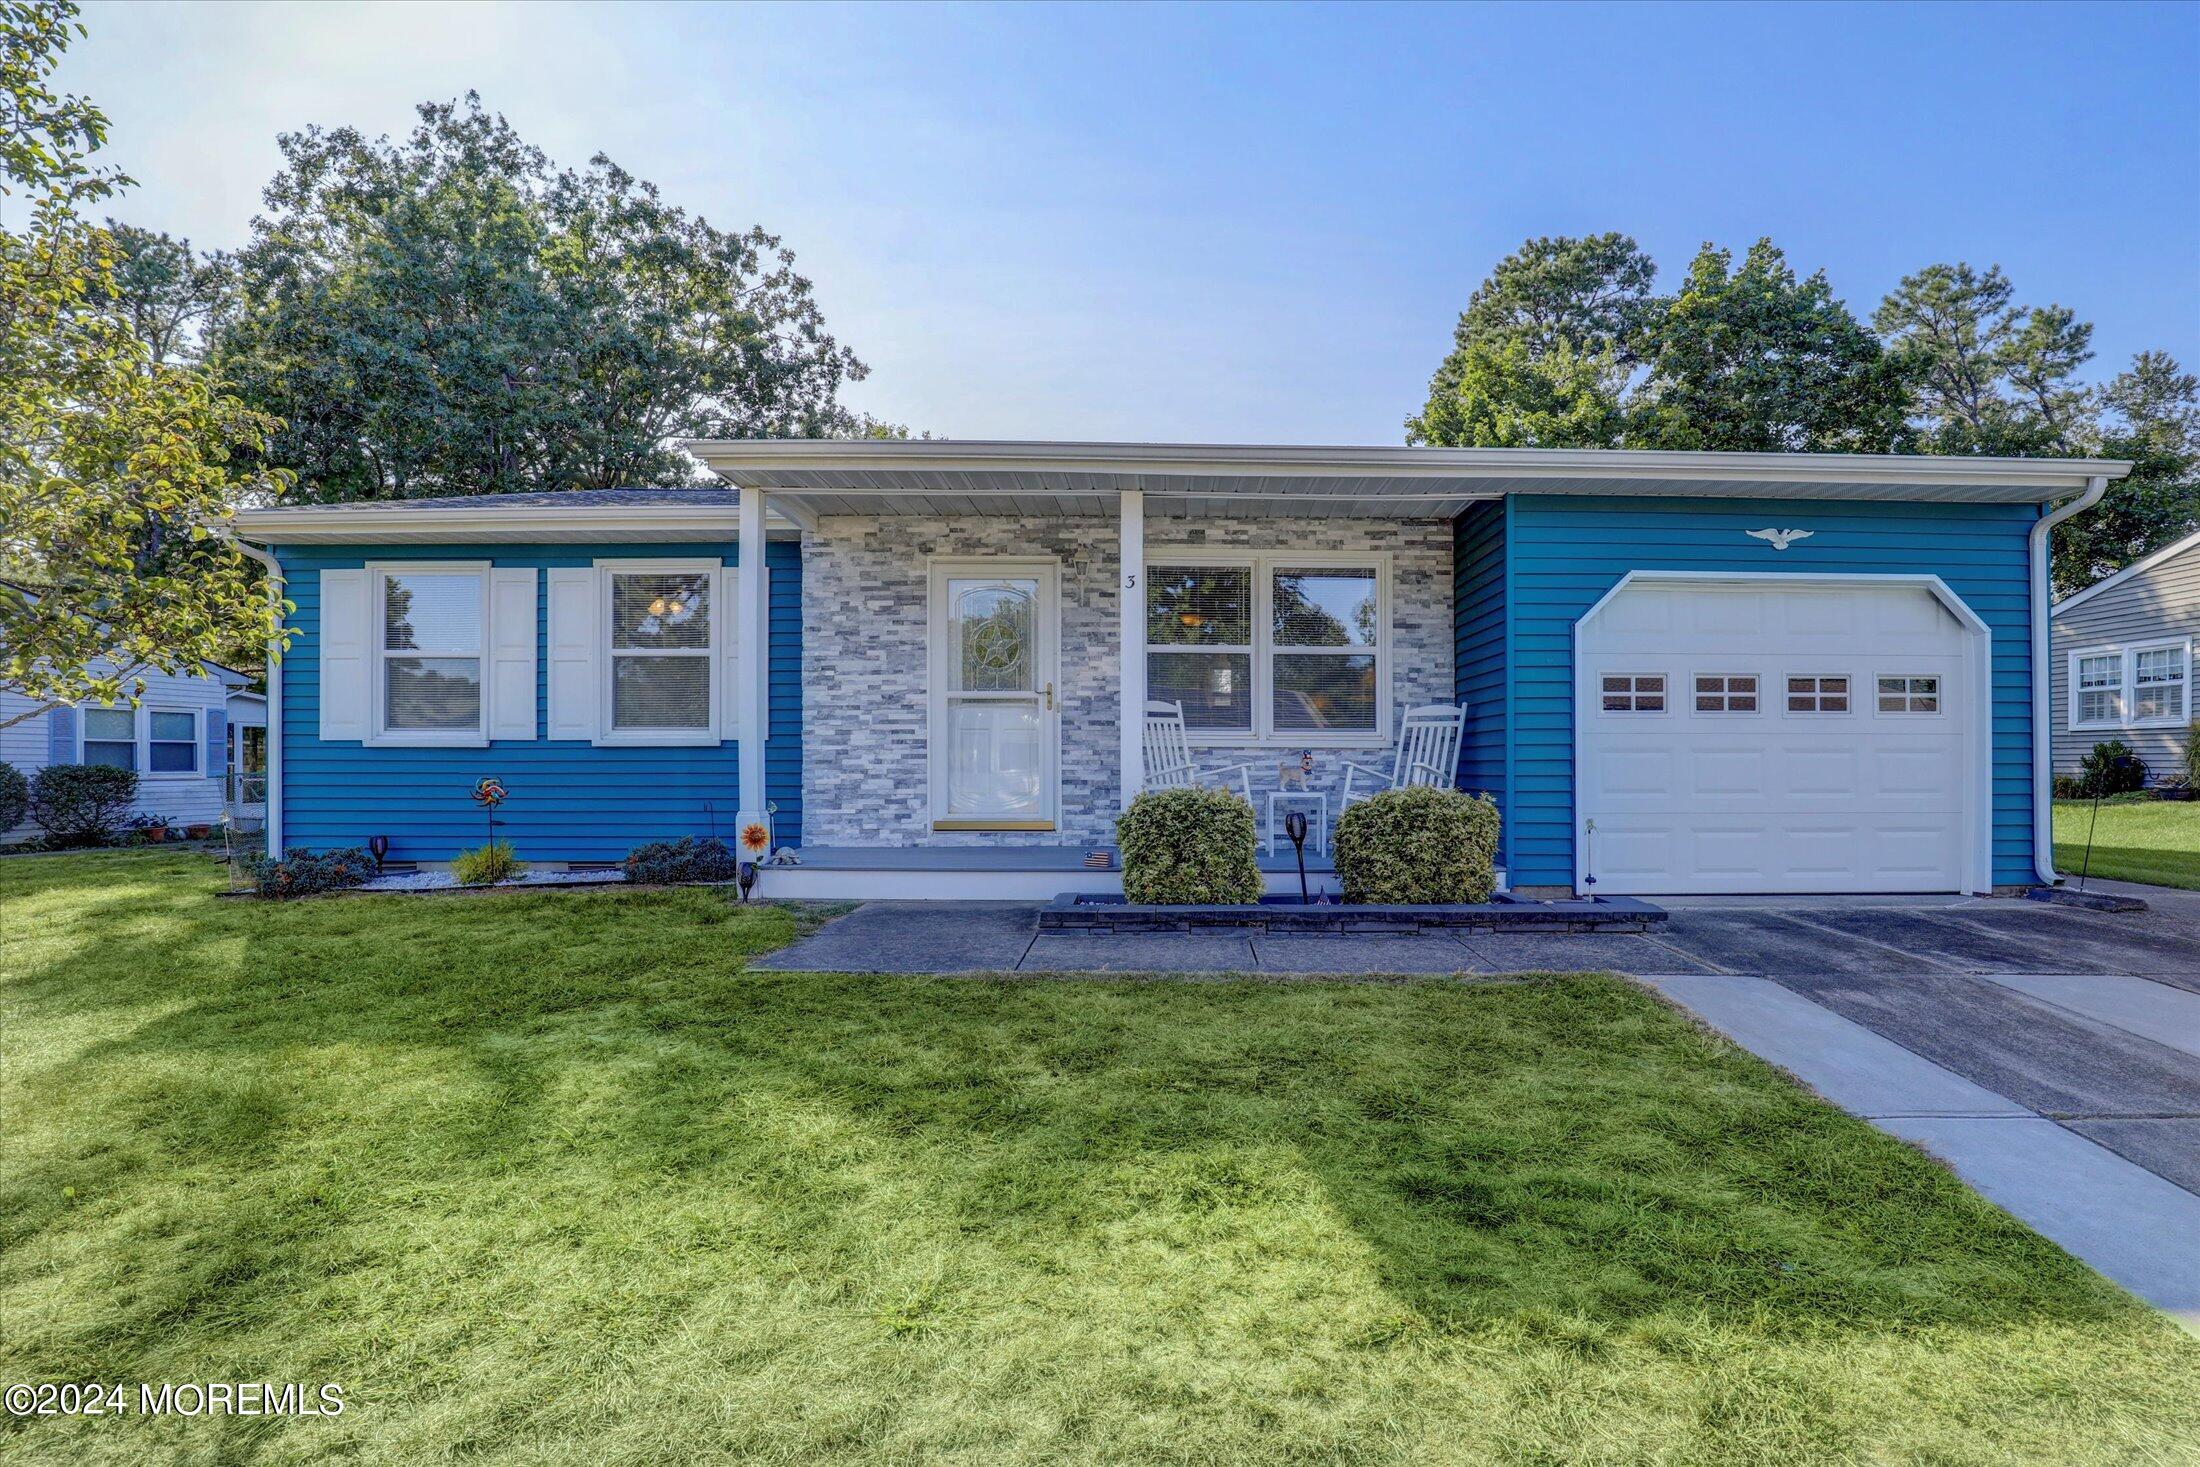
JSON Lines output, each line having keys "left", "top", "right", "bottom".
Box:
{"left": 1692, "top": 673, "right": 1759, "bottom": 714}
{"left": 1600, "top": 674, "right": 1666, "bottom": 714}
{"left": 1876, "top": 676, "right": 1941, "bottom": 715}
{"left": 1785, "top": 675, "right": 1850, "bottom": 714}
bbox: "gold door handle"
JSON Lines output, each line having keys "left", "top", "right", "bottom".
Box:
{"left": 1044, "top": 681, "right": 1055, "bottom": 711}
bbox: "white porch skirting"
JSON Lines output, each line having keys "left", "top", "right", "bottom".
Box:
{"left": 753, "top": 846, "right": 1506, "bottom": 903}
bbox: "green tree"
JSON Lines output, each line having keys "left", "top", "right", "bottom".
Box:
{"left": 90, "top": 220, "right": 230, "bottom": 365}
{"left": 1407, "top": 233, "right": 1651, "bottom": 447}
{"left": 210, "top": 94, "right": 873, "bottom": 501}
{"left": 0, "top": 1, "right": 287, "bottom": 728}
{"left": 2055, "top": 352, "right": 2200, "bottom": 594}
{"left": 1626, "top": 239, "right": 1910, "bottom": 453}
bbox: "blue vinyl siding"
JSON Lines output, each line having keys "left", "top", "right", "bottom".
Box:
{"left": 1505, "top": 494, "right": 2041, "bottom": 892}
{"left": 1451, "top": 499, "right": 1509, "bottom": 864}
{"left": 276, "top": 539, "right": 802, "bottom": 862}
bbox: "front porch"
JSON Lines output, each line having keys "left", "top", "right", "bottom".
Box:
{"left": 756, "top": 843, "right": 1362, "bottom": 901}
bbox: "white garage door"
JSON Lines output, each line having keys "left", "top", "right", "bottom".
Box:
{"left": 1577, "top": 579, "right": 1978, "bottom": 895}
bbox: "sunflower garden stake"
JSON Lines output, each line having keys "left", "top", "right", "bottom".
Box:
{"left": 473, "top": 777, "right": 509, "bottom": 854}
{"left": 737, "top": 804, "right": 773, "bottom": 900}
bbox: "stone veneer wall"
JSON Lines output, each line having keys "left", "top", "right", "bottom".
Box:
{"left": 800, "top": 514, "right": 1456, "bottom": 848}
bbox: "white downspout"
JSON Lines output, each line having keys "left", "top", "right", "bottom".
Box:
{"left": 2030, "top": 474, "right": 2108, "bottom": 885}
{"left": 232, "top": 539, "right": 285, "bottom": 859}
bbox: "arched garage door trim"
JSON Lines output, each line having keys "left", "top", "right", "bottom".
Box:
{"left": 1571, "top": 570, "right": 1994, "bottom": 896}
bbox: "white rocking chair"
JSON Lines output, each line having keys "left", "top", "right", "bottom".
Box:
{"left": 1339, "top": 703, "right": 1467, "bottom": 809}
{"left": 1142, "top": 701, "right": 1258, "bottom": 807}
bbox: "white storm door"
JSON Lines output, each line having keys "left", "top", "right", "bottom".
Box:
{"left": 929, "top": 562, "right": 1060, "bottom": 829}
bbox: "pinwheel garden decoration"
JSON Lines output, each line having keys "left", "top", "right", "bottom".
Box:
{"left": 472, "top": 777, "right": 508, "bottom": 849}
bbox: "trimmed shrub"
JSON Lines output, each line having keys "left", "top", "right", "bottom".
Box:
{"left": 2051, "top": 773, "right": 2085, "bottom": 801}
{"left": 1116, "top": 786, "right": 1263, "bottom": 905}
{"left": 2079, "top": 739, "right": 2147, "bottom": 797}
{"left": 27, "top": 763, "right": 139, "bottom": 846}
{"left": 452, "top": 840, "right": 526, "bottom": 886}
{"left": 2185, "top": 718, "right": 2200, "bottom": 788}
{"left": 246, "top": 846, "right": 376, "bottom": 899}
{"left": 1333, "top": 786, "right": 1500, "bottom": 905}
{"left": 622, "top": 836, "right": 739, "bottom": 885}
{"left": 0, "top": 761, "right": 27, "bottom": 833}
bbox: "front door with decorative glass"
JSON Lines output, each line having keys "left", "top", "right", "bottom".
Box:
{"left": 928, "top": 560, "right": 1060, "bottom": 830}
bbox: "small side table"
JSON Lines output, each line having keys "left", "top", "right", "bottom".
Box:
{"left": 1265, "top": 790, "right": 1329, "bottom": 858}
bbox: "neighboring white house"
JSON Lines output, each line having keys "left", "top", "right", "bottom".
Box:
{"left": 2, "top": 658, "right": 252, "bottom": 843}
{"left": 2051, "top": 527, "right": 2200, "bottom": 784}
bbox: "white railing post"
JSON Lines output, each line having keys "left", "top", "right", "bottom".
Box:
{"left": 1119, "top": 488, "right": 1146, "bottom": 809}
{"left": 737, "top": 483, "right": 770, "bottom": 827}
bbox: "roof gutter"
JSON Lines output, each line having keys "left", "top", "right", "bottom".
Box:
{"left": 2031, "top": 475, "right": 2109, "bottom": 885}
{"left": 228, "top": 537, "right": 285, "bottom": 859}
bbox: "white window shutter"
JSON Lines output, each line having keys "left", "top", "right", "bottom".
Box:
{"left": 547, "top": 568, "right": 599, "bottom": 741}
{"left": 319, "top": 569, "right": 370, "bottom": 741}
{"left": 487, "top": 567, "right": 539, "bottom": 741}
{"left": 719, "top": 565, "right": 742, "bottom": 742}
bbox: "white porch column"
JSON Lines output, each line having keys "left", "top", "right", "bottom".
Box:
{"left": 1118, "top": 488, "right": 1145, "bottom": 809}
{"left": 737, "top": 483, "right": 770, "bottom": 824}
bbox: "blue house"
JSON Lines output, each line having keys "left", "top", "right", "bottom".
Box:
{"left": 233, "top": 442, "right": 2128, "bottom": 899}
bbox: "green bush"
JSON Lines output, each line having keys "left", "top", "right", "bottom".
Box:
{"left": 0, "top": 761, "right": 26, "bottom": 832}
{"left": 2184, "top": 718, "right": 2200, "bottom": 788}
{"left": 1333, "top": 786, "right": 1500, "bottom": 905}
{"left": 622, "top": 836, "right": 739, "bottom": 885}
{"left": 1116, "top": 786, "right": 1263, "bottom": 905}
{"left": 2051, "top": 773, "right": 2085, "bottom": 801}
{"left": 2079, "top": 739, "right": 2147, "bottom": 797}
{"left": 452, "top": 840, "right": 527, "bottom": 885}
{"left": 27, "top": 763, "right": 139, "bottom": 846}
{"left": 245, "top": 846, "right": 377, "bottom": 899}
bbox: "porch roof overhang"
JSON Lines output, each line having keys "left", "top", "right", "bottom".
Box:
{"left": 686, "top": 440, "right": 2133, "bottom": 520}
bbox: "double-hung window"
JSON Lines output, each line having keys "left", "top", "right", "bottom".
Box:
{"left": 2071, "top": 642, "right": 2190, "bottom": 730}
{"left": 81, "top": 708, "right": 137, "bottom": 769}
{"left": 148, "top": 711, "right": 199, "bottom": 773}
{"left": 376, "top": 566, "right": 486, "bottom": 742}
{"left": 1144, "top": 555, "right": 1387, "bottom": 742}
{"left": 603, "top": 564, "right": 716, "bottom": 742}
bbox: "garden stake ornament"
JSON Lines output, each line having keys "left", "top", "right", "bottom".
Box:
{"left": 472, "top": 777, "right": 508, "bottom": 854}
{"left": 1284, "top": 810, "right": 1311, "bottom": 904}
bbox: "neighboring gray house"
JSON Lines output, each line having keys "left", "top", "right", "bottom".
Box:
{"left": 2051, "top": 527, "right": 2200, "bottom": 782}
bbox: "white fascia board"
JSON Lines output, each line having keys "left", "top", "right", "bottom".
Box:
{"left": 685, "top": 438, "right": 2134, "bottom": 493}
{"left": 232, "top": 505, "right": 803, "bottom": 544}
{"left": 2053, "top": 527, "right": 2200, "bottom": 616}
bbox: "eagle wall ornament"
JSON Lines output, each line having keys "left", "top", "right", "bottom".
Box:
{"left": 1745, "top": 528, "right": 1814, "bottom": 551}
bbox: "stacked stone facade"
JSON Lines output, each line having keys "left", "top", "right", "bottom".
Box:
{"left": 800, "top": 514, "right": 1455, "bottom": 848}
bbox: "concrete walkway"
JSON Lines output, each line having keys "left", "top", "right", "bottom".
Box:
{"left": 1643, "top": 972, "right": 2200, "bottom": 1334}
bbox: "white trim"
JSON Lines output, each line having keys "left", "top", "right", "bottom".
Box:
{"left": 2067, "top": 639, "right": 2193, "bottom": 732}
{"left": 926, "top": 557, "right": 1062, "bottom": 830}
{"left": 365, "top": 561, "right": 491, "bottom": 748}
{"left": 2053, "top": 526, "right": 2200, "bottom": 615}
{"left": 737, "top": 486, "right": 770, "bottom": 821}
{"left": 686, "top": 438, "right": 2132, "bottom": 494}
{"left": 1571, "top": 570, "right": 1995, "bottom": 896}
{"left": 1118, "top": 488, "right": 1145, "bottom": 809}
{"left": 1142, "top": 549, "right": 1393, "bottom": 748}
{"left": 592, "top": 557, "right": 722, "bottom": 747}
{"left": 232, "top": 503, "right": 802, "bottom": 544}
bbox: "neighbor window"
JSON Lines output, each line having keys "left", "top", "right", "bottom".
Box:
{"left": 1144, "top": 556, "right": 1386, "bottom": 740}
{"left": 81, "top": 707, "right": 137, "bottom": 769}
{"left": 606, "top": 566, "right": 714, "bottom": 735}
{"left": 1693, "top": 673, "right": 1758, "bottom": 713}
{"left": 378, "top": 568, "right": 484, "bottom": 738}
{"left": 148, "top": 710, "right": 199, "bottom": 772}
{"left": 1600, "top": 674, "right": 1666, "bottom": 713}
{"left": 2071, "top": 642, "right": 2191, "bottom": 730}
{"left": 2134, "top": 646, "right": 2188, "bottom": 723}
{"left": 1877, "top": 676, "right": 1940, "bottom": 714}
{"left": 1786, "top": 674, "right": 1850, "bottom": 713}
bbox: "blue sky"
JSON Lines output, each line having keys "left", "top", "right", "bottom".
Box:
{"left": 61, "top": 0, "right": 2200, "bottom": 442}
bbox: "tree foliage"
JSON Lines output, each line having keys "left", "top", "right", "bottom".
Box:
{"left": 0, "top": 1, "right": 287, "bottom": 728}
{"left": 208, "top": 94, "right": 872, "bottom": 501}
{"left": 1416, "top": 234, "right": 2198, "bottom": 593}
{"left": 1626, "top": 239, "right": 1909, "bottom": 453}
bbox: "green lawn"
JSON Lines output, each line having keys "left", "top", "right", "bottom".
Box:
{"left": 2, "top": 852, "right": 2195, "bottom": 1464}
{"left": 2055, "top": 795, "right": 2200, "bottom": 890}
